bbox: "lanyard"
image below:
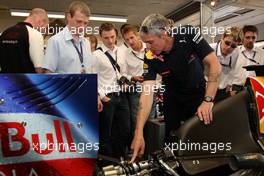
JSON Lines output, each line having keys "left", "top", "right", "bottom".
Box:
{"left": 131, "top": 51, "right": 144, "bottom": 61}
{"left": 71, "top": 39, "right": 84, "bottom": 67}
{"left": 241, "top": 50, "right": 259, "bottom": 64}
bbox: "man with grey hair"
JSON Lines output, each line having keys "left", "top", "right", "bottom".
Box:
{"left": 0, "top": 8, "right": 48, "bottom": 73}
{"left": 130, "top": 14, "right": 221, "bottom": 162}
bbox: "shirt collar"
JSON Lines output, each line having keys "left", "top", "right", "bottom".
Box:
{"left": 171, "top": 36, "right": 178, "bottom": 51}
{"left": 18, "top": 22, "right": 33, "bottom": 28}
{"left": 216, "top": 41, "right": 222, "bottom": 57}
{"left": 216, "top": 41, "right": 232, "bottom": 58}
{"left": 101, "top": 44, "right": 117, "bottom": 53}
{"left": 63, "top": 26, "right": 85, "bottom": 42}
{"left": 129, "top": 42, "right": 146, "bottom": 54}
{"left": 240, "top": 45, "right": 257, "bottom": 53}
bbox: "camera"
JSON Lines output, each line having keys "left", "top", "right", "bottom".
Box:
{"left": 118, "top": 76, "right": 130, "bottom": 86}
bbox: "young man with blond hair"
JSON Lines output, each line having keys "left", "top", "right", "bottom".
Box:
{"left": 213, "top": 27, "right": 241, "bottom": 102}
{"left": 121, "top": 24, "right": 146, "bottom": 138}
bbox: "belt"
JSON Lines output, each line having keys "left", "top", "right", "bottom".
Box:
{"left": 106, "top": 92, "right": 120, "bottom": 97}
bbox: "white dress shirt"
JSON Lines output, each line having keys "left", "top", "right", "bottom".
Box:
{"left": 125, "top": 42, "right": 146, "bottom": 81}
{"left": 232, "top": 45, "right": 264, "bottom": 85}
{"left": 42, "top": 27, "right": 94, "bottom": 73}
{"left": 214, "top": 41, "right": 239, "bottom": 89}
{"left": 93, "top": 44, "right": 127, "bottom": 98}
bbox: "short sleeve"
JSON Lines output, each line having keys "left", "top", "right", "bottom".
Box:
{"left": 184, "top": 25, "right": 214, "bottom": 60}
{"left": 42, "top": 37, "right": 59, "bottom": 72}
{"left": 27, "top": 26, "right": 44, "bottom": 68}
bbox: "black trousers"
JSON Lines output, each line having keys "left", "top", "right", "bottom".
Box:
{"left": 99, "top": 93, "right": 130, "bottom": 158}
{"left": 163, "top": 92, "right": 204, "bottom": 142}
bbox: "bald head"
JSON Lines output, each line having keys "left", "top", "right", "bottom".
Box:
{"left": 30, "top": 8, "right": 47, "bottom": 16}
{"left": 25, "top": 8, "right": 49, "bottom": 32}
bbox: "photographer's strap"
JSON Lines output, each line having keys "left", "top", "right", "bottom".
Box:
{"left": 97, "top": 47, "right": 120, "bottom": 73}
{"left": 104, "top": 51, "right": 120, "bottom": 73}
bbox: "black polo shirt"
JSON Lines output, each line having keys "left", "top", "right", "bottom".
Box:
{"left": 143, "top": 26, "right": 213, "bottom": 96}
{"left": 0, "top": 22, "right": 35, "bottom": 73}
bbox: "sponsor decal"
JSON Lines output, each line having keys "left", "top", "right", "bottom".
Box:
{"left": 0, "top": 114, "right": 98, "bottom": 176}
{"left": 249, "top": 77, "right": 264, "bottom": 134}
{"left": 145, "top": 50, "right": 155, "bottom": 60}
{"left": 0, "top": 74, "right": 98, "bottom": 176}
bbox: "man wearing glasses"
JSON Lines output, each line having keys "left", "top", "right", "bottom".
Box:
{"left": 213, "top": 27, "right": 241, "bottom": 102}
{"left": 130, "top": 14, "right": 221, "bottom": 162}
{"left": 232, "top": 25, "right": 264, "bottom": 90}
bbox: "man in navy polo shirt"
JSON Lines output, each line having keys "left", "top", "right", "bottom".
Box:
{"left": 130, "top": 14, "right": 221, "bottom": 162}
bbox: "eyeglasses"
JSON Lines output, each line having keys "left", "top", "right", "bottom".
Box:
{"left": 224, "top": 40, "right": 237, "bottom": 48}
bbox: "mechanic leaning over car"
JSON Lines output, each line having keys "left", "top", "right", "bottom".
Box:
{"left": 130, "top": 13, "right": 222, "bottom": 163}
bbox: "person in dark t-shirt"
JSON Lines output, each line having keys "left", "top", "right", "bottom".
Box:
{"left": 130, "top": 14, "right": 222, "bottom": 163}
{"left": 0, "top": 8, "right": 48, "bottom": 73}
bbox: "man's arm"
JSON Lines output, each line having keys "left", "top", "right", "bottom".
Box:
{"left": 197, "top": 52, "right": 221, "bottom": 124}
{"left": 35, "top": 68, "right": 44, "bottom": 73}
{"left": 130, "top": 80, "right": 155, "bottom": 163}
{"left": 43, "top": 68, "right": 53, "bottom": 73}
{"left": 41, "top": 37, "right": 58, "bottom": 73}
{"left": 28, "top": 27, "right": 45, "bottom": 73}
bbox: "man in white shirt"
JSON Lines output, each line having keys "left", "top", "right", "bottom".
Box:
{"left": 93, "top": 23, "right": 130, "bottom": 158}
{"left": 42, "top": 1, "right": 94, "bottom": 74}
{"left": 121, "top": 24, "right": 145, "bottom": 138}
{"left": 232, "top": 25, "right": 264, "bottom": 88}
{"left": 213, "top": 27, "right": 241, "bottom": 102}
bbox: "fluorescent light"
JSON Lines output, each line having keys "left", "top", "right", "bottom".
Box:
{"left": 10, "top": 9, "right": 127, "bottom": 22}
{"left": 90, "top": 15, "right": 127, "bottom": 23}
{"left": 11, "top": 10, "right": 65, "bottom": 19}
{"left": 48, "top": 13, "right": 65, "bottom": 18}
{"left": 11, "top": 11, "right": 29, "bottom": 17}
{"left": 210, "top": 0, "right": 216, "bottom": 7}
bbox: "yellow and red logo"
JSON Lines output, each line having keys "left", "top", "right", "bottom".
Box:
{"left": 145, "top": 50, "right": 155, "bottom": 60}
{"left": 249, "top": 77, "right": 264, "bottom": 134}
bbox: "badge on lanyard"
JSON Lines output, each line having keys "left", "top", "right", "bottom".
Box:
{"left": 80, "top": 66, "right": 86, "bottom": 74}
{"left": 71, "top": 39, "right": 86, "bottom": 73}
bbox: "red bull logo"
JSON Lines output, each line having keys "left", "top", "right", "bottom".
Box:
{"left": 248, "top": 77, "right": 264, "bottom": 134}
{"left": 0, "top": 114, "right": 98, "bottom": 176}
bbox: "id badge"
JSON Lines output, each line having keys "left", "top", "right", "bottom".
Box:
{"left": 80, "top": 68, "right": 86, "bottom": 74}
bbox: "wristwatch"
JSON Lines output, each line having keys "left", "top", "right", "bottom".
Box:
{"left": 204, "top": 96, "right": 214, "bottom": 102}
